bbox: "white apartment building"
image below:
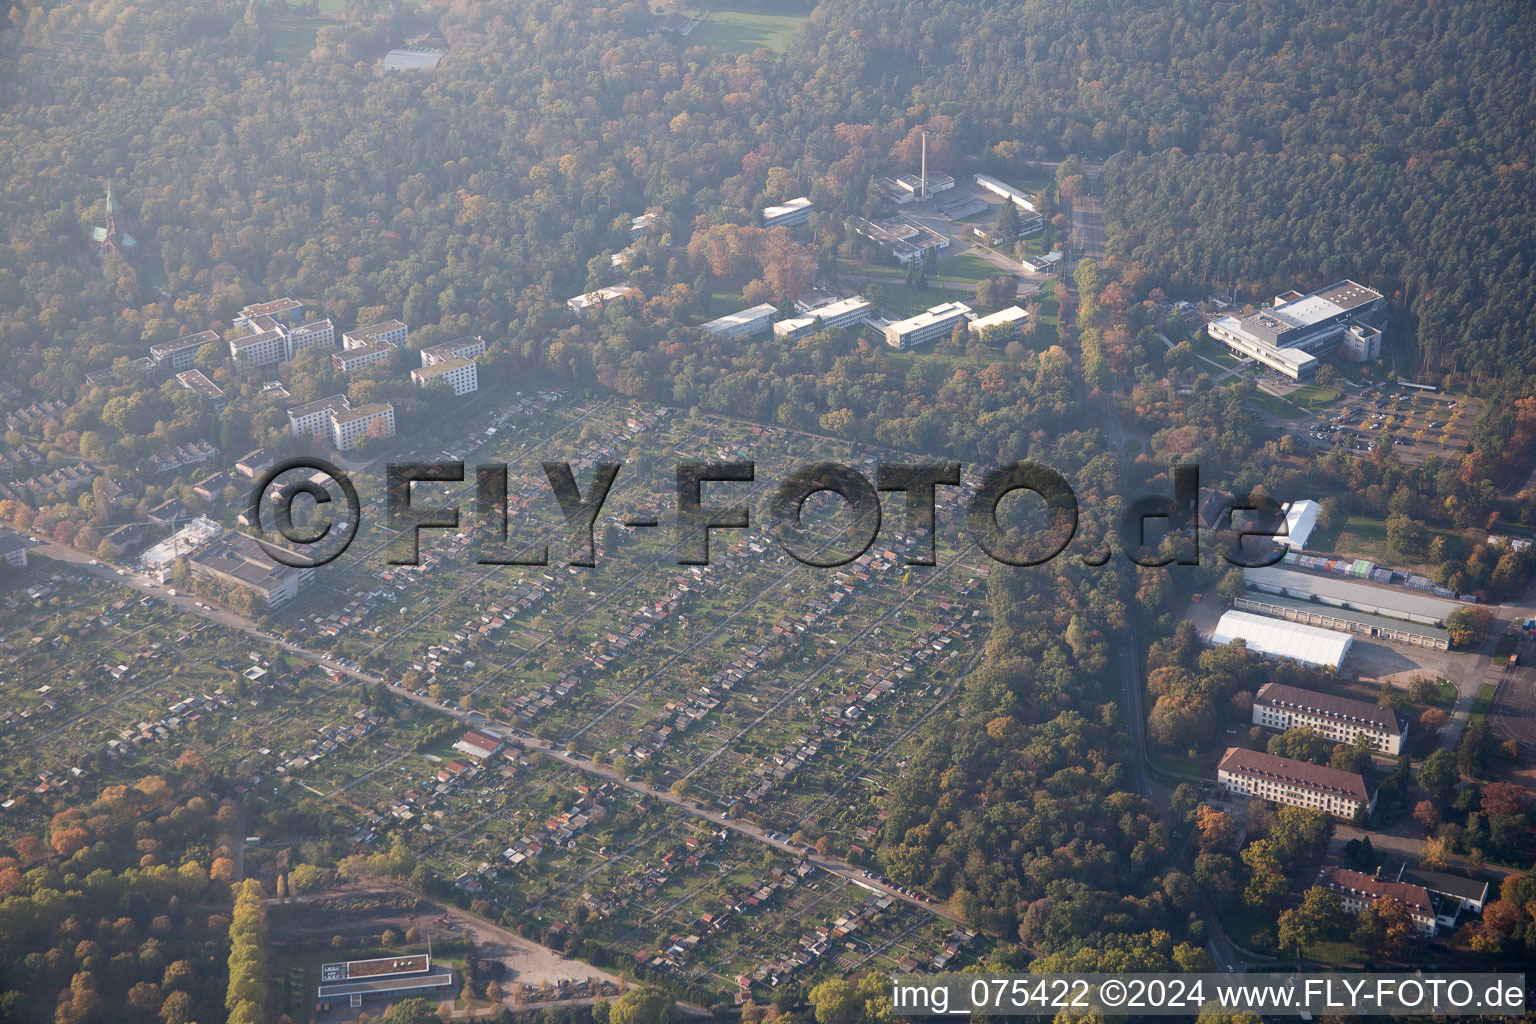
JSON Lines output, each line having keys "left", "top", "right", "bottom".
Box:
{"left": 333, "top": 343, "right": 393, "bottom": 375}
{"left": 329, "top": 402, "right": 395, "bottom": 451}
{"left": 420, "top": 336, "right": 486, "bottom": 366}
{"left": 882, "top": 301, "right": 973, "bottom": 349}
{"left": 150, "top": 330, "right": 220, "bottom": 373}
{"left": 229, "top": 326, "right": 290, "bottom": 368}
{"left": 287, "top": 395, "right": 352, "bottom": 438}
{"left": 237, "top": 297, "right": 303, "bottom": 326}
{"left": 343, "top": 319, "right": 408, "bottom": 349}
{"left": 411, "top": 356, "right": 478, "bottom": 395}
{"left": 288, "top": 318, "right": 336, "bottom": 354}
{"left": 1216, "top": 746, "right": 1375, "bottom": 819}
{"left": 1253, "top": 682, "right": 1407, "bottom": 754}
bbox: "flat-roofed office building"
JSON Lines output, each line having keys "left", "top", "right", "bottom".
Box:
{"left": 882, "top": 302, "right": 973, "bottom": 349}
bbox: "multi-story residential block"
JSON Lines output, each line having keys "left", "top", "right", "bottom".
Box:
{"left": 774, "top": 296, "right": 874, "bottom": 339}
{"left": 333, "top": 343, "right": 393, "bottom": 375}
{"left": 343, "top": 319, "right": 408, "bottom": 349}
{"left": 287, "top": 318, "right": 336, "bottom": 354}
{"left": 420, "top": 335, "right": 486, "bottom": 365}
{"left": 328, "top": 402, "right": 395, "bottom": 451}
{"left": 1252, "top": 682, "right": 1407, "bottom": 754}
{"left": 411, "top": 356, "right": 478, "bottom": 395}
{"left": 287, "top": 395, "right": 352, "bottom": 439}
{"left": 236, "top": 297, "right": 303, "bottom": 327}
{"left": 229, "top": 324, "right": 291, "bottom": 368}
{"left": 149, "top": 330, "right": 220, "bottom": 373}
{"left": 1216, "top": 746, "right": 1375, "bottom": 819}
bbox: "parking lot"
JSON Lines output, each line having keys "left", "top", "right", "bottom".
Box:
{"left": 1299, "top": 386, "right": 1479, "bottom": 464}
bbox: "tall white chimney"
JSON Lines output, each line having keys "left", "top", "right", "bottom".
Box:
{"left": 920, "top": 130, "right": 927, "bottom": 200}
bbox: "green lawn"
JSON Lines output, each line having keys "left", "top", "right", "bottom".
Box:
{"left": 1432, "top": 678, "right": 1457, "bottom": 707}
{"left": 934, "top": 251, "right": 1004, "bottom": 284}
{"left": 1192, "top": 336, "right": 1243, "bottom": 367}
{"left": 687, "top": 6, "right": 806, "bottom": 53}
{"left": 1303, "top": 939, "right": 1365, "bottom": 965}
{"left": 1313, "top": 515, "right": 1466, "bottom": 568}
{"left": 1288, "top": 384, "right": 1343, "bottom": 408}
{"left": 867, "top": 282, "right": 973, "bottom": 319}
{"left": 1470, "top": 683, "right": 1495, "bottom": 726}
{"left": 1247, "top": 388, "right": 1305, "bottom": 420}
{"left": 269, "top": 22, "right": 322, "bottom": 64}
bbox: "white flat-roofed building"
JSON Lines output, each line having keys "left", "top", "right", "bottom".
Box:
{"left": 287, "top": 395, "right": 351, "bottom": 438}
{"left": 175, "top": 369, "right": 226, "bottom": 412}
{"left": 973, "top": 173, "right": 1037, "bottom": 212}
{"left": 190, "top": 532, "right": 314, "bottom": 608}
{"left": 381, "top": 47, "right": 445, "bottom": 71}
{"left": 411, "top": 356, "right": 478, "bottom": 396}
{"left": 317, "top": 954, "right": 453, "bottom": 1005}
{"left": 344, "top": 319, "right": 408, "bottom": 349}
{"left": 150, "top": 331, "right": 220, "bottom": 373}
{"left": 968, "top": 305, "right": 1029, "bottom": 336}
{"left": 1243, "top": 565, "right": 1462, "bottom": 627}
{"left": 1253, "top": 682, "right": 1407, "bottom": 754}
{"left": 1217, "top": 747, "right": 1375, "bottom": 819}
{"left": 762, "top": 197, "right": 813, "bottom": 227}
{"left": 774, "top": 296, "right": 873, "bottom": 338}
{"left": 882, "top": 301, "right": 972, "bottom": 350}
{"left": 229, "top": 327, "right": 290, "bottom": 368}
{"left": 701, "top": 303, "right": 778, "bottom": 339}
{"left": 567, "top": 284, "right": 637, "bottom": 317}
{"left": 287, "top": 318, "right": 336, "bottom": 354}
{"left": 849, "top": 216, "right": 951, "bottom": 265}
{"left": 1344, "top": 321, "right": 1382, "bottom": 361}
{"left": 1233, "top": 592, "right": 1450, "bottom": 650}
{"left": 236, "top": 297, "right": 302, "bottom": 326}
{"left": 1211, "top": 609, "right": 1353, "bottom": 670}
{"left": 1207, "top": 280, "right": 1385, "bottom": 381}
{"left": 329, "top": 402, "right": 395, "bottom": 451}
{"left": 1280, "top": 499, "right": 1320, "bottom": 550}
{"left": 140, "top": 515, "right": 223, "bottom": 573}
{"left": 420, "top": 335, "right": 486, "bottom": 366}
{"left": 332, "top": 343, "right": 393, "bottom": 375}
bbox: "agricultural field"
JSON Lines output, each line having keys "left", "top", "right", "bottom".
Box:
{"left": 685, "top": 5, "right": 806, "bottom": 53}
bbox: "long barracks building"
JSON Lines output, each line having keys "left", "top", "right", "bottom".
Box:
{"left": 1252, "top": 682, "right": 1407, "bottom": 754}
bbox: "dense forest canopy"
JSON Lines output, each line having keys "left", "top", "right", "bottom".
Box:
{"left": 2, "top": 0, "right": 1535, "bottom": 396}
